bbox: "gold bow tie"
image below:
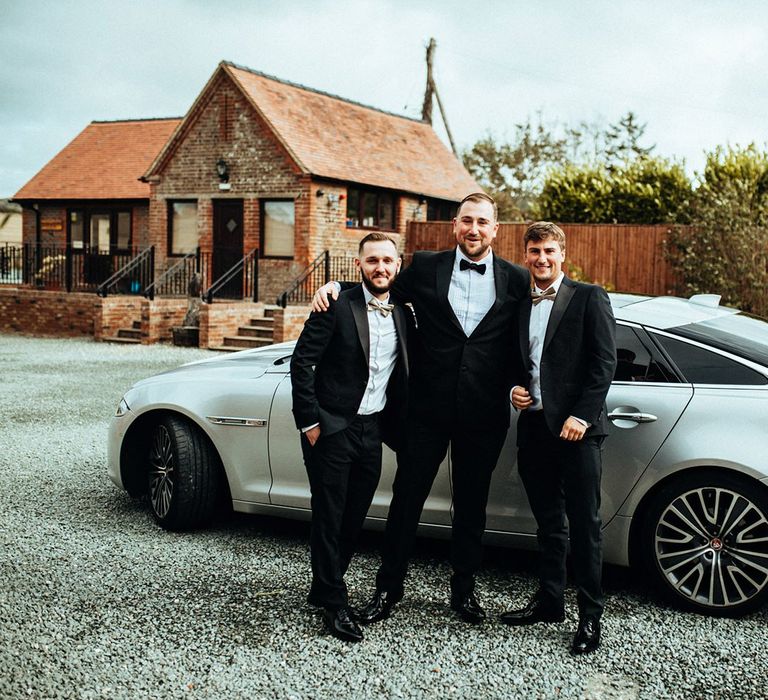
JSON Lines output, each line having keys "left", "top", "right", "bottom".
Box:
{"left": 531, "top": 287, "right": 557, "bottom": 305}
{"left": 367, "top": 298, "right": 394, "bottom": 317}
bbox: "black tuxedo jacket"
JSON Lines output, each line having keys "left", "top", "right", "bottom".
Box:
{"left": 290, "top": 284, "right": 410, "bottom": 451}
{"left": 516, "top": 276, "right": 617, "bottom": 444}
{"left": 392, "top": 249, "right": 530, "bottom": 432}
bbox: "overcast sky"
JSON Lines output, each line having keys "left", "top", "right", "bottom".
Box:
{"left": 2, "top": 0, "right": 767, "bottom": 198}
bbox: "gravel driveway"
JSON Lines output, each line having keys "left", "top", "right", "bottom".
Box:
{"left": 0, "top": 333, "right": 765, "bottom": 700}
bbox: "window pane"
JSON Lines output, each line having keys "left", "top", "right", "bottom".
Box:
{"left": 90, "top": 214, "right": 110, "bottom": 253}
{"left": 614, "top": 325, "right": 676, "bottom": 382}
{"left": 170, "top": 202, "right": 198, "bottom": 255}
{"left": 362, "top": 192, "right": 377, "bottom": 227}
{"left": 346, "top": 188, "right": 359, "bottom": 227}
{"left": 263, "top": 201, "right": 295, "bottom": 257}
{"left": 70, "top": 211, "right": 84, "bottom": 249}
{"left": 117, "top": 212, "right": 131, "bottom": 250}
{"left": 655, "top": 335, "right": 768, "bottom": 385}
{"left": 378, "top": 192, "right": 394, "bottom": 230}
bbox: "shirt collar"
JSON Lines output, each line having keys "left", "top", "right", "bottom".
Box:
{"left": 534, "top": 272, "right": 565, "bottom": 295}
{"left": 455, "top": 246, "right": 494, "bottom": 268}
{"left": 362, "top": 285, "right": 390, "bottom": 305}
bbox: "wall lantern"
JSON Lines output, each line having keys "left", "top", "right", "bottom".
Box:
{"left": 216, "top": 159, "right": 229, "bottom": 183}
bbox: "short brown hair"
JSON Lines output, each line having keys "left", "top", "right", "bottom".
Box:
{"left": 524, "top": 221, "right": 566, "bottom": 250}
{"left": 456, "top": 192, "right": 498, "bottom": 221}
{"left": 358, "top": 231, "right": 398, "bottom": 255}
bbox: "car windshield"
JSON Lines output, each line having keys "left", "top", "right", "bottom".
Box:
{"left": 668, "top": 312, "right": 768, "bottom": 367}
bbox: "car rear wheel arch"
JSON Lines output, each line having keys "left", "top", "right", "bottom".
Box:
{"left": 630, "top": 467, "right": 768, "bottom": 616}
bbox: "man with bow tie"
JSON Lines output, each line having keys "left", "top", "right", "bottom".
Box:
{"left": 501, "top": 222, "right": 616, "bottom": 656}
{"left": 291, "top": 232, "right": 410, "bottom": 642}
{"left": 313, "top": 193, "right": 530, "bottom": 625}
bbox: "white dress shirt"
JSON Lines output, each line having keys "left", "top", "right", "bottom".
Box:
{"left": 448, "top": 247, "right": 495, "bottom": 336}
{"left": 527, "top": 273, "right": 565, "bottom": 411}
{"left": 357, "top": 286, "right": 399, "bottom": 415}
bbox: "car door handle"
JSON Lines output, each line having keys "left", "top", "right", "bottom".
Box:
{"left": 608, "top": 411, "right": 658, "bottom": 423}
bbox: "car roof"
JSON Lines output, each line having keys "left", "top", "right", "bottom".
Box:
{"left": 610, "top": 293, "right": 740, "bottom": 330}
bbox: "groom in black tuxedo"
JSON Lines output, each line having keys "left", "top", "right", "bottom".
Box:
{"left": 291, "top": 232, "right": 409, "bottom": 642}
{"left": 501, "top": 221, "right": 616, "bottom": 656}
{"left": 314, "top": 193, "right": 530, "bottom": 624}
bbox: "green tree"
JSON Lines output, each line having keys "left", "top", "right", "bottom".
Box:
{"left": 462, "top": 116, "right": 568, "bottom": 221}
{"left": 667, "top": 144, "right": 768, "bottom": 315}
{"left": 536, "top": 157, "right": 692, "bottom": 224}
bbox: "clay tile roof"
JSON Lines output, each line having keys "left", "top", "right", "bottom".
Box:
{"left": 14, "top": 118, "right": 181, "bottom": 201}
{"left": 225, "top": 63, "right": 480, "bottom": 201}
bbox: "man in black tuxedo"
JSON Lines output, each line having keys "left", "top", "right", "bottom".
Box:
{"left": 314, "top": 193, "right": 530, "bottom": 624}
{"left": 501, "top": 221, "right": 616, "bottom": 656}
{"left": 291, "top": 232, "right": 409, "bottom": 642}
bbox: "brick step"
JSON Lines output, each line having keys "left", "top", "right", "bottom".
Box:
{"left": 249, "top": 317, "right": 274, "bottom": 326}
{"left": 117, "top": 327, "right": 142, "bottom": 340}
{"left": 221, "top": 335, "right": 275, "bottom": 349}
{"left": 263, "top": 306, "right": 280, "bottom": 318}
{"left": 104, "top": 336, "right": 141, "bottom": 344}
{"left": 238, "top": 325, "right": 274, "bottom": 338}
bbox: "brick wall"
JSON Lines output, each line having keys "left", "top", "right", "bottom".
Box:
{"left": 271, "top": 305, "right": 311, "bottom": 343}
{"left": 0, "top": 289, "right": 97, "bottom": 336}
{"left": 94, "top": 296, "right": 143, "bottom": 340}
{"left": 198, "top": 300, "right": 266, "bottom": 349}
{"left": 143, "top": 298, "right": 188, "bottom": 344}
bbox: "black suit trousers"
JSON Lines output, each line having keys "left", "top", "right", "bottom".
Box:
{"left": 376, "top": 416, "right": 507, "bottom": 597}
{"left": 301, "top": 414, "right": 382, "bottom": 610}
{"left": 517, "top": 410, "right": 604, "bottom": 618}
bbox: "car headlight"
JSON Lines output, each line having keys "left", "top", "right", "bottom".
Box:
{"left": 115, "top": 397, "right": 130, "bottom": 417}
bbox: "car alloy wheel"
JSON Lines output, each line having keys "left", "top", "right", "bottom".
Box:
{"left": 148, "top": 424, "right": 175, "bottom": 520}
{"left": 146, "top": 415, "right": 221, "bottom": 530}
{"left": 644, "top": 473, "right": 768, "bottom": 616}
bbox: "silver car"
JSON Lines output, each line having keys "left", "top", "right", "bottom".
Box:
{"left": 108, "top": 293, "right": 768, "bottom": 617}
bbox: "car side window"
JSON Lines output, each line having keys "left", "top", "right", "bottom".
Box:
{"left": 654, "top": 334, "right": 768, "bottom": 386}
{"left": 614, "top": 324, "right": 677, "bottom": 383}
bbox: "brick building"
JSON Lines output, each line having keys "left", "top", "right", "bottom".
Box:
{"left": 8, "top": 60, "right": 480, "bottom": 347}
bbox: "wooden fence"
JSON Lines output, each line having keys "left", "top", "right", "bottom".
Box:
{"left": 405, "top": 222, "right": 687, "bottom": 296}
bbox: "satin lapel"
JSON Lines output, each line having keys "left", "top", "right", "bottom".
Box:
{"left": 349, "top": 287, "right": 370, "bottom": 360}
{"left": 543, "top": 277, "right": 575, "bottom": 352}
{"left": 436, "top": 251, "right": 464, "bottom": 334}
{"left": 392, "top": 305, "right": 409, "bottom": 376}
{"left": 519, "top": 299, "right": 532, "bottom": 371}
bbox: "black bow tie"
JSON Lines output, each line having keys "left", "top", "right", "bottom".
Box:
{"left": 459, "top": 259, "right": 486, "bottom": 275}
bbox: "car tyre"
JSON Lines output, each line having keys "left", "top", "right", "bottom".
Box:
{"left": 147, "top": 415, "right": 220, "bottom": 530}
{"left": 641, "top": 471, "right": 768, "bottom": 617}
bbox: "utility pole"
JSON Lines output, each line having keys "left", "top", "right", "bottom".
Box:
{"left": 421, "top": 37, "right": 458, "bottom": 157}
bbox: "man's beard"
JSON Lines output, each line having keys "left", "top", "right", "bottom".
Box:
{"left": 459, "top": 240, "right": 491, "bottom": 261}
{"left": 360, "top": 269, "right": 396, "bottom": 295}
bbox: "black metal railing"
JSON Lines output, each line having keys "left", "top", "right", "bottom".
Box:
{"left": 0, "top": 244, "right": 23, "bottom": 285}
{"left": 203, "top": 248, "right": 259, "bottom": 304}
{"left": 96, "top": 246, "right": 155, "bottom": 297}
{"left": 276, "top": 251, "right": 359, "bottom": 307}
{"left": 143, "top": 250, "right": 215, "bottom": 300}
{"left": 0, "top": 243, "right": 152, "bottom": 293}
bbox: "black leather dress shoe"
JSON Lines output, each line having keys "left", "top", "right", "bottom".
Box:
{"left": 356, "top": 588, "right": 401, "bottom": 625}
{"left": 499, "top": 597, "right": 565, "bottom": 626}
{"left": 571, "top": 616, "right": 601, "bottom": 655}
{"left": 323, "top": 607, "right": 364, "bottom": 642}
{"left": 450, "top": 591, "right": 486, "bottom": 624}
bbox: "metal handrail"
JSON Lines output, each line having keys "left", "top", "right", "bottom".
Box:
{"left": 96, "top": 246, "right": 154, "bottom": 297}
{"left": 276, "top": 250, "right": 329, "bottom": 307}
{"left": 144, "top": 251, "right": 196, "bottom": 300}
{"left": 203, "top": 248, "right": 259, "bottom": 304}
